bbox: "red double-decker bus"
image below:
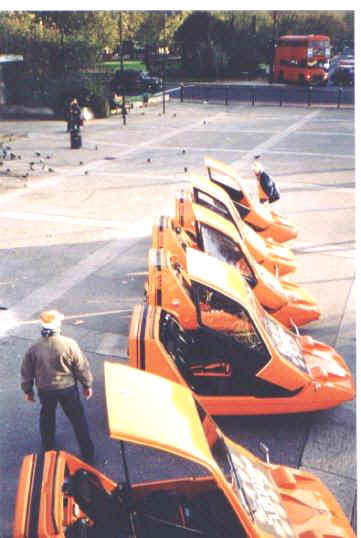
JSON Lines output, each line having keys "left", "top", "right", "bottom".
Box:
{"left": 273, "top": 34, "right": 330, "bottom": 85}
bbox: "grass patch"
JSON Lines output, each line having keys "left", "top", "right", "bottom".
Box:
{"left": 99, "top": 60, "right": 147, "bottom": 72}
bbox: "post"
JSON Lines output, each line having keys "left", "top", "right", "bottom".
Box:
{"left": 337, "top": 87, "right": 343, "bottom": 109}
{"left": 162, "top": 71, "right": 166, "bottom": 114}
{"left": 279, "top": 87, "right": 283, "bottom": 106}
{"left": 121, "top": 103, "right": 127, "bottom": 125}
{"left": 225, "top": 85, "right": 229, "bottom": 106}
{"left": 180, "top": 82, "right": 184, "bottom": 102}
{"left": 269, "top": 11, "right": 277, "bottom": 84}
{"left": 162, "top": 11, "right": 167, "bottom": 114}
{"left": 119, "top": 12, "right": 126, "bottom": 124}
{"left": 251, "top": 86, "right": 256, "bottom": 106}
{"left": 307, "top": 86, "right": 312, "bottom": 107}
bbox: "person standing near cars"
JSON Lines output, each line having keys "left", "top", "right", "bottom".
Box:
{"left": 69, "top": 98, "right": 82, "bottom": 131}
{"left": 21, "top": 310, "right": 95, "bottom": 464}
{"left": 252, "top": 159, "right": 280, "bottom": 204}
{"left": 65, "top": 98, "right": 81, "bottom": 132}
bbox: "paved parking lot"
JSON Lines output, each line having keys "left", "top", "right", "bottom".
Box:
{"left": 0, "top": 100, "right": 355, "bottom": 535}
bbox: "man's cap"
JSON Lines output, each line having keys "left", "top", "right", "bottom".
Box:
{"left": 40, "top": 310, "right": 64, "bottom": 329}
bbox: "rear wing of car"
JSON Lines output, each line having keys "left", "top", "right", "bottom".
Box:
{"left": 152, "top": 215, "right": 194, "bottom": 269}
{"left": 146, "top": 248, "right": 199, "bottom": 329}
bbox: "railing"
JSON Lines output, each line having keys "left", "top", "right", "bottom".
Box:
{"left": 169, "top": 83, "right": 354, "bottom": 109}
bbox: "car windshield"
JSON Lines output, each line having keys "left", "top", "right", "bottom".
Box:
{"left": 194, "top": 282, "right": 271, "bottom": 374}
{"left": 199, "top": 223, "right": 255, "bottom": 284}
{"left": 261, "top": 312, "right": 309, "bottom": 374}
{"left": 194, "top": 189, "right": 233, "bottom": 222}
{"left": 194, "top": 400, "right": 256, "bottom": 519}
{"left": 226, "top": 443, "right": 296, "bottom": 537}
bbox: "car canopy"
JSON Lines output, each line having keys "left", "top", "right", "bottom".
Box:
{"left": 204, "top": 156, "right": 272, "bottom": 219}
{"left": 193, "top": 203, "right": 241, "bottom": 243}
{"left": 186, "top": 247, "right": 254, "bottom": 308}
{"left": 105, "top": 361, "right": 218, "bottom": 471}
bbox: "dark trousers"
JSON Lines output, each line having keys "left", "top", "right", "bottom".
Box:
{"left": 38, "top": 384, "right": 94, "bottom": 461}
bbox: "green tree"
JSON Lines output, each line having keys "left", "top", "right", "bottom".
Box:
{"left": 175, "top": 11, "right": 219, "bottom": 77}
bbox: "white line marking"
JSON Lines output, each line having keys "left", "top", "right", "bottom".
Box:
{"left": 0, "top": 238, "right": 139, "bottom": 337}
{"left": 230, "top": 110, "right": 322, "bottom": 167}
{"left": 17, "top": 309, "right": 133, "bottom": 326}
{"left": 0, "top": 211, "right": 128, "bottom": 228}
{"left": 0, "top": 111, "right": 228, "bottom": 336}
{"left": 126, "top": 145, "right": 354, "bottom": 159}
{"left": 0, "top": 111, "right": 226, "bottom": 206}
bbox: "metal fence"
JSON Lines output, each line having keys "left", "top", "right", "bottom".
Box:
{"left": 169, "top": 83, "right": 354, "bottom": 109}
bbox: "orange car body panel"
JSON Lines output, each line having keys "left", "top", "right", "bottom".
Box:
{"left": 174, "top": 186, "right": 298, "bottom": 277}
{"left": 107, "top": 363, "right": 355, "bottom": 536}
{"left": 152, "top": 210, "right": 320, "bottom": 328}
{"left": 129, "top": 303, "right": 354, "bottom": 415}
{"left": 12, "top": 364, "right": 355, "bottom": 538}
{"left": 204, "top": 155, "right": 298, "bottom": 243}
{"left": 142, "top": 248, "right": 354, "bottom": 414}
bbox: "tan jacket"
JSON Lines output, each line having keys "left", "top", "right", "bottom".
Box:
{"left": 21, "top": 333, "right": 93, "bottom": 393}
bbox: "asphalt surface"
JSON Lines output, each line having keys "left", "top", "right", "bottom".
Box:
{"left": 0, "top": 99, "right": 355, "bottom": 535}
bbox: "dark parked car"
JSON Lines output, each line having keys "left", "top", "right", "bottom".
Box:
{"left": 331, "top": 65, "right": 354, "bottom": 86}
{"left": 110, "top": 69, "right": 162, "bottom": 95}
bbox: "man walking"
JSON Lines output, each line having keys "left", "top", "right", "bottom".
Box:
{"left": 21, "top": 310, "right": 95, "bottom": 464}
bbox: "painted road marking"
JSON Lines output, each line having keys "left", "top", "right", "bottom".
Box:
{"left": 0, "top": 109, "right": 353, "bottom": 339}
{"left": 0, "top": 182, "right": 354, "bottom": 228}
{"left": 0, "top": 238, "right": 140, "bottom": 337}
{"left": 230, "top": 110, "right": 322, "bottom": 167}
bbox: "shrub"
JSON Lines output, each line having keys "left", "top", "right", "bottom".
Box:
{"left": 45, "top": 71, "right": 113, "bottom": 118}
{"left": 90, "top": 94, "right": 110, "bottom": 118}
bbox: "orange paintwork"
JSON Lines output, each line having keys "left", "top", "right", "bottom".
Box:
{"left": 142, "top": 248, "right": 354, "bottom": 414}
{"left": 152, "top": 210, "right": 320, "bottom": 328}
{"left": 204, "top": 155, "right": 298, "bottom": 243}
{"left": 146, "top": 248, "right": 198, "bottom": 329}
{"left": 174, "top": 187, "right": 298, "bottom": 276}
{"left": 106, "top": 364, "right": 355, "bottom": 537}
{"left": 12, "top": 364, "right": 355, "bottom": 538}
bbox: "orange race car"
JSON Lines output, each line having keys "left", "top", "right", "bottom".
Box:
{"left": 204, "top": 155, "right": 298, "bottom": 243}
{"left": 152, "top": 207, "right": 320, "bottom": 328}
{"left": 13, "top": 363, "right": 356, "bottom": 537}
{"left": 140, "top": 247, "right": 354, "bottom": 415}
{"left": 174, "top": 179, "right": 298, "bottom": 276}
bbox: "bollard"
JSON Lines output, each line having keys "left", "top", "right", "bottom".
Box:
{"left": 279, "top": 88, "right": 283, "bottom": 106}
{"left": 180, "top": 82, "right": 184, "bottom": 103}
{"left": 121, "top": 104, "right": 127, "bottom": 126}
{"left": 307, "top": 86, "right": 312, "bottom": 107}
{"left": 70, "top": 126, "right": 82, "bottom": 149}
{"left": 251, "top": 86, "right": 256, "bottom": 106}
{"left": 205, "top": 85, "right": 209, "bottom": 103}
{"left": 337, "top": 87, "right": 343, "bottom": 109}
{"left": 225, "top": 86, "right": 229, "bottom": 106}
